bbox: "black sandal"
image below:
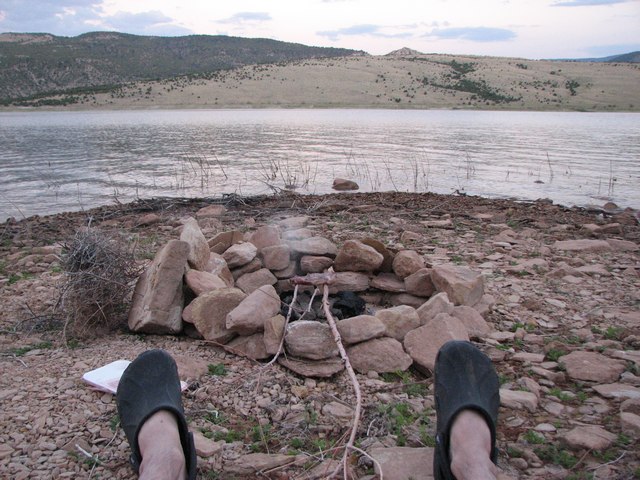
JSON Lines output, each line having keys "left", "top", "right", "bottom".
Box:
{"left": 116, "top": 349, "right": 197, "bottom": 479}
{"left": 433, "top": 340, "right": 499, "bottom": 480}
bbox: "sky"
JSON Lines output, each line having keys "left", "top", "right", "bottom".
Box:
{"left": 0, "top": 0, "right": 639, "bottom": 59}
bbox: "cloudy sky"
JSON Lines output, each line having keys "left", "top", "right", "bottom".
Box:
{"left": 0, "top": 0, "right": 638, "bottom": 59}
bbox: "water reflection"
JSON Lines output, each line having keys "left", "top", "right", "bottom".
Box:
{"left": 0, "top": 109, "right": 638, "bottom": 221}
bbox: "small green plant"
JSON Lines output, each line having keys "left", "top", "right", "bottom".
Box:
{"left": 523, "top": 430, "right": 545, "bottom": 445}
{"left": 12, "top": 341, "right": 53, "bottom": 356}
{"left": 208, "top": 363, "right": 227, "bottom": 376}
{"left": 204, "top": 411, "right": 225, "bottom": 425}
{"left": 548, "top": 388, "right": 572, "bottom": 402}
{"left": 604, "top": 326, "right": 624, "bottom": 341}
{"left": 535, "top": 445, "right": 578, "bottom": 469}
{"left": 546, "top": 348, "right": 564, "bottom": 362}
{"left": 507, "top": 446, "right": 523, "bottom": 458}
{"left": 109, "top": 414, "right": 120, "bottom": 432}
{"left": 0, "top": 260, "right": 6, "bottom": 275}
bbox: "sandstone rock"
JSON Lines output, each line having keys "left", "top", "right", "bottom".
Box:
{"left": 231, "top": 257, "right": 263, "bottom": 280}
{"left": 416, "top": 292, "right": 454, "bottom": 325}
{"left": 260, "top": 244, "right": 291, "bottom": 271}
{"left": 227, "top": 333, "right": 270, "bottom": 360}
{"left": 196, "top": 204, "right": 226, "bottom": 219}
{"left": 404, "top": 268, "right": 435, "bottom": 297}
{"left": 263, "top": 315, "right": 285, "bottom": 355}
{"left": 332, "top": 178, "right": 359, "bottom": 191}
{"left": 128, "top": 240, "right": 189, "bottom": 334}
{"left": 137, "top": 213, "right": 160, "bottom": 225}
{"left": 431, "top": 265, "right": 484, "bottom": 306}
{"left": 205, "top": 252, "right": 234, "bottom": 286}
{"left": 333, "top": 240, "right": 384, "bottom": 272}
{"left": 226, "top": 285, "right": 281, "bottom": 335}
{"left": 592, "top": 383, "right": 640, "bottom": 400}
{"left": 184, "top": 270, "right": 227, "bottom": 296}
{"left": 180, "top": 218, "right": 210, "bottom": 271}
{"left": 388, "top": 293, "right": 428, "bottom": 309}
{"left": 500, "top": 389, "right": 539, "bottom": 412}
{"left": 278, "top": 216, "right": 309, "bottom": 230}
{"left": 621, "top": 412, "right": 640, "bottom": 437}
{"left": 300, "top": 255, "right": 334, "bottom": 273}
{"left": 227, "top": 453, "right": 295, "bottom": 475}
{"left": 561, "top": 351, "right": 625, "bottom": 383}
{"left": 272, "top": 261, "right": 298, "bottom": 279}
{"left": 452, "top": 306, "right": 491, "bottom": 338}
{"left": 288, "top": 236, "right": 338, "bottom": 258}
{"left": 174, "top": 355, "right": 210, "bottom": 380}
{"left": 282, "top": 228, "right": 314, "bottom": 241}
{"left": 552, "top": 239, "right": 612, "bottom": 252}
{"left": 208, "top": 230, "right": 244, "bottom": 254}
{"left": 404, "top": 313, "right": 469, "bottom": 372}
{"left": 278, "top": 356, "right": 344, "bottom": 377}
{"left": 347, "top": 337, "right": 413, "bottom": 373}
{"left": 392, "top": 250, "right": 425, "bottom": 279}
{"left": 337, "top": 315, "right": 386, "bottom": 344}
{"left": 249, "top": 225, "right": 281, "bottom": 251}
{"left": 223, "top": 242, "right": 258, "bottom": 269}
{"left": 285, "top": 321, "right": 339, "bottom": 360}
{"left": 190, "top": 288, "right": 246, "bottom": 343}
{"left": 328, "top": 272, "right": 370, "bottom": 293}
{"left": 400, "top": 231, "right": 423, "bottom": 244}
{"left": 560, "top": 425, "right": 616, "bottom": 451}
{"left": 375, "top": 305, "right": 421, "bottom": 341}
{"left": 361, "top": 237, "right": 394, "bottom": 272}
{"left": 369, "top": 447, "right": 434, "bottom": 480}
{"left": 192, "top": 430, "right": 224, "bottom": 457}
{"left": 473, "top": 293, "right": 496, "bottom": 318}
{"left": 322, "top": 401, "right": 354, "bottom": 420}
{"left": 606, "top": 239, "right": 639, "bottom": 252}
{"left": 511, "top": 352, "right": 545, "bottom": 363}
{"left": 235, "top": 268, "right": 278, "bottom": 294}
{"left": 371, "top": 273, "right": 406, "bottom": 292}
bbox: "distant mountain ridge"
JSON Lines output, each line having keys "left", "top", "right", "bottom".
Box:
{"left": 0, "top": 32, "right": 362, "bottom": 100}
{"left": 555, "top": 51, "right": 640, "bottom": 63}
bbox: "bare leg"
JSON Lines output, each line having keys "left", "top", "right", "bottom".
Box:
{"left": 137, "top": 410, "right": 187, "bottom": 480}
{"left": 450, "top": 410, "right": 497, "bottom": 480}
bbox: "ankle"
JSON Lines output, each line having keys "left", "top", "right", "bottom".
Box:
{"left": 449, "top": 410, "right": 496, "bottom": 480}
{"left": 138, "top": 410, "right": 187, "bottom": 480}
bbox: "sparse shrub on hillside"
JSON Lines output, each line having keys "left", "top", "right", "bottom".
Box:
{"left": 58, "top": 228, "right": 141, "bottom": 339}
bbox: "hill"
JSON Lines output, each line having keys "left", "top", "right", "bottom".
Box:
{"left": 0, "top": 32, "right": 361, "bottom": 100}
{"left": 5, "top": 50, "right": 639, "bottom": 112}
{"left": 559, "top": 51, "right": 640, "bottom": 63}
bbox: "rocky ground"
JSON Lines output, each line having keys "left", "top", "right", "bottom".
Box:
{"left": 0, "top": 191, "right": 639, "bottom": 480}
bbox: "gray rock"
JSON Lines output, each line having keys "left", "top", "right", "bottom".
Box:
{"left": 592, "top": 383, "right": 640, "bottom": 399}
{"left": 196, "top": 204, "right": 226, "bottom": 219}
{"left": 561, "top": 351, "right": 626, "bottom": 383}
{"left": 375, "top": 305, "right": 421, "bottom": 341}
{"left": 621, "top": 412, "right": 640, "bottom": 438}
{"left": 431, "top": 265, "right": 484, "bottom": 306}
{"left": 392, "top": 250, "right": 425, "bottom": 279}
{"left": 235, "top": 268, "right": 278, "bottom": 294}
{"left": 387, "top": 293, "right": 428, "bottom": 309}
{"left": 226, "top": 284, "right": 281, "bottom": 335}
{"left": 328, "top": 272, "right": 370, "bottom": 293}
{"left": 128, "top": 240, "right": 189, "bottom": 334}
{"left": 552, "top": 239, "right": 612, "bottom": 252}
{"left": 336, "top": 315, "right": 386, "bottom": 344}
{"left": 404, "top": 313, "right": 469, "bottom": 372}
{"left": 332, "top": 178, "right": 359, "bottom": 191}
{"left": 333, "top": 239, "right": 384, "bottom": 272}
{"left": 347, "top": 337, "right": 413, "bottom": 374}
{"left": 180, "top": 217, "right": 210, "bottom": 271}
{"left": 416, "top": 292, "right": 454, "bottom": 325}
{"left": 285, "top": 321, "right": 339, "bottom": 360}
{"left": 272, "top": 261, "right": 299, "bottom": 279}
{"left": 226, "top": 453, "right": 296, "bottom": 476}
{"left": 190, "top": 287, "right": 246, "bottom": 343}
{"left": 223, "top": 242, "right": 258, "bottom": 269}
{"left": 231, "top": 257, "right": 263, "bottom": 280}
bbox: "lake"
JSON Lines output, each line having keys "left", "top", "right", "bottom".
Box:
{"left": 0, "top": 109, "right": 638, "bottom": 221}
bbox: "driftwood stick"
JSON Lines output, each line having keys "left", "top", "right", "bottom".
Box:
{"left": 264, "top": 284, "right": 300, "bottom": 367}
{"left": 321, "top": 281, "right": 362, "bottom": 480}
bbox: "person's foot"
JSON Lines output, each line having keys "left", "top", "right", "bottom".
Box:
{"left": 449, "top": 410, "right": 497, "bottom": 480}
{"left": 138, "top": 410, "right": 187, "bottom": 480}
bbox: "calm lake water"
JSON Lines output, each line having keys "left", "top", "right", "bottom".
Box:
{"left": 0, "top": 109, "right": 638, "bottom": 221}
